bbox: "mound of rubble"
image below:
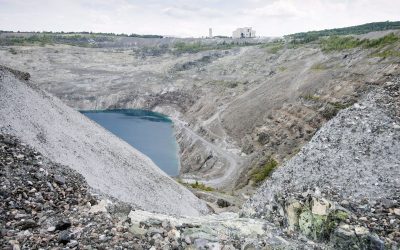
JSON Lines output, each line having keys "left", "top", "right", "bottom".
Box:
{"left": 242, "top": 79, "right": 400, "bottom": 249}
{"left": 1, "top": 133, "right": 319, "bottom": 249}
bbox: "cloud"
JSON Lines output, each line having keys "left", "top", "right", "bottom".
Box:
{"left": 0, "top": 0, "right": 399, "bottom": 37}
{"left": 162, "top": 5, "right": 222, "bottom": 19}
{"left": 240, "top": 0, "right": 306, "bottom": 18}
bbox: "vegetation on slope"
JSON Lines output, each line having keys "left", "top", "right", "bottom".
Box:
{"left": 177, "top": 180, "right": 215, "bottom": 192}
{"left": 189, "top": 181, "right": 215, "bottom": 191}
{"left": 0, "top": 34, "right": 112, "bottom": 47}
{"left": 260, "top": 40, "right": 285, "bottom": 53}
{"left": 286, "top": 21, "right": 400, "bottom": 44}
{"left": 173, "top": 41, "right": 257, "bottom": 54}
{"left": 320, "top": 33, "right": 400, "bottom": 51}
{"left": 250, "top": 157, "right": 278, "bottom": 185}
{"left": 370, "top": 49, "right": 400, "bottom": 58}
{"left": 0, "top": 32, "right": 163, "bottom": 47}
{"left": 0, "top": 30, "right": 163, "bottom": 38}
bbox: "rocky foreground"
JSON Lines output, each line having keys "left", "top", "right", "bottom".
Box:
{"left": 242, "top": 78, "right": 400, "bottom": 249}
{"left": 1, "top": 133, "right": 320, "bottom": 249}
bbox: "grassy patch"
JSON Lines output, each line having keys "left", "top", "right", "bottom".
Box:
{"left": 173, "top": 42, "right": 210, "bottom": 53}
{"left": 286, "top": 21, "right": 400, "bottom": 44}
{"left": 363, "top": 33, "right": 399, "bottom": 48}
{"left": 278, "top": 66, "right": 287, "bottom": 72}
{"left": 311, "top": 63, "right": 329, "bottom": 71}
{"left": 173, "top": 41, "right": 257, "bottom": 54}
{"left": 260, "top": 40, "right": 285, "bottom": 53}
{"left": 370, "top": 49, "right": 400, "bottom": 58}
{"left": 0, "top": 35, "right": 53, "bottom": 46}
{"left": 177, "top": 179, "right": 214, "bottom": 192}
{"left": 320, "top": 102, "right": 353, "bottom": 119}
{"left": 321, "top": 33, "right": 400, "bottom": 52}
{"left": 251, "top": 157, "right": 278, "bottom": 185}
{"left": 0, "top": 34, "right": 115, "bottom": 47}
{"left": 302, "top": 93, "right": 321, "bottom": 101}
{"left": 268, "top": 44, "right": 284, "bottom": 54}
{"left": 320, "top": 36, "right": 364, "bottom": 51}
{"left": 189, "top": 181, "right": 215, "bottom": 191}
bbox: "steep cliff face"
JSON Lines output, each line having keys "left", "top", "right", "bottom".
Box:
{"left": 0, "top": 66, "right": 208, "bottom": 217}
{"left": 242, "top": 79, "right": 400, "bottom": 248}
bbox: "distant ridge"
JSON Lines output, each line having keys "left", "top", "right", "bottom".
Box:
{"left": 286, "top": 21, "right": 400, "bottom": 43}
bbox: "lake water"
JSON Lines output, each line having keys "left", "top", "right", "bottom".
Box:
{"left": 81, "top": 109, "right": 180, "bottom": 176}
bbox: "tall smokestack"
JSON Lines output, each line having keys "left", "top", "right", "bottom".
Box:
{"left": 209, "top": 28, "right": 213, "bottom": 38}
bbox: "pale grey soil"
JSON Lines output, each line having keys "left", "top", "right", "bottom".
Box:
{"left": 0, "top": 67, "right": 208, "bottom": 217}
{"left": 1, "top": 31, "right": 399, "bottom": 194}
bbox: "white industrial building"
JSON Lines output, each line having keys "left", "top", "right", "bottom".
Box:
{"left": 232, "top": 27, "right": 256, "bottom": 38}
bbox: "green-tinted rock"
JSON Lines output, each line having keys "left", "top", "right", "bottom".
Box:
{"left": 298, "top": 210, "right": 330, "bottom": 241}
{"left": 297, "top": 198, "right": 349, "bottom": 241}
{"left": 330, "top": 224, "right": 384, "bottom": 250}
{"left": 129, "top": 224, "right": 147, "bottom": 236}
{"left": 182, "top": 226, "right": 219, "bottom": 242}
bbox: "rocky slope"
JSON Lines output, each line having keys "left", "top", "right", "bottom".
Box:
{"left": 242, "top": 78, "right": 400, "bottom": 249}
{"left": 1, "top": 31, "right": 399, "bottom": 192}
{"left": 1, "top": 132, "right": 320, "bottom": 249}
{"left": 0, "top": 66, "right": 208, "bottom": 217}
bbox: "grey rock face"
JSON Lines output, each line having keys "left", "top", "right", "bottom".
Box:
{"left": 243, "top": 79, "right": 400, "bottom": 248}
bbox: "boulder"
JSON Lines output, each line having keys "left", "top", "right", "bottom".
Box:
{"left": 331, "top": 224, "right": 384, "bottom": 250}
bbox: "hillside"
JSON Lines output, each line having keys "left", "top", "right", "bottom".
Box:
{"left": 286, "top": 21, "right": 400, "bottom": 43}
{"left": 242, "top": 78, "right": 400, "bottom": 248}
{"left": 1, "top": 28, "right": 399, "bottom": 194}
{"left": 1, "top": 21, "right": 400, "bottom": 249}
{"left": 0, "top": 66, "right": 208, "bottom": 216}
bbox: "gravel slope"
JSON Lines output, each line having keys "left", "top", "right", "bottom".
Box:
{"left": 0, "top": 66, "right": 208, "bottom": 217}
{"left": 1, "top": 133, "right": 318, "bottom": 249}
{"left": 242, "top": 78, "right": 400, "bottom": 247}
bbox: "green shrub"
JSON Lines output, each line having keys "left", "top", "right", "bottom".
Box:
{"left": 251, "top": 157, "right": 278, "bottom": 185}
{"left": 189, "top": 181, "right": 214, "bottom": 191}
{"left": 176, "top": 179, "right": 214, "bottom": 192}
{"left": 320, "top": 102, "right": 353, "bottom": 119}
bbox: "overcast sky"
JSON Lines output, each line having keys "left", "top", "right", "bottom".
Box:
{"left": 0, "top": 0, "right": 399, "bottom": 37}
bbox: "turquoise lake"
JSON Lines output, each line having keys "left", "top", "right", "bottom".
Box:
{"left": 81, "top": 109, "right": 180, "bottom": 176}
